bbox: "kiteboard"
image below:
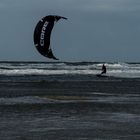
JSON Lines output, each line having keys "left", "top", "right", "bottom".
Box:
{"left": 96, "top": 74, "right": 108, "bottom": 77}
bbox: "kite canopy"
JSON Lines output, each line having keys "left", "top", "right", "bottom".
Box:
{"left": 33, "top": 15, "right": 67, "bottom": 60}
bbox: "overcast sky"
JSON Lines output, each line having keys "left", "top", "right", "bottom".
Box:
{"left": 0, "top": 0, "right": 140, "bottom": 62}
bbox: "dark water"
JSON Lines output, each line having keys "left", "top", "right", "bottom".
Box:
{"left": 0, "top": 62, "right": 140, "bottom": 139}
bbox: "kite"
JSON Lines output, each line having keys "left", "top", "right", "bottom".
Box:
{"left": 33, "top": 15, "right": 67, "bottom": 60}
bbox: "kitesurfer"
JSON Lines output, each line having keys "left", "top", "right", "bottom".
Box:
{"left": 101, "top": 64, "right": 106, "bottom": 74}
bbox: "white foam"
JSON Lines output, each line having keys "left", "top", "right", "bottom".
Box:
{"left": 0, "top": 62, "right": 140, "bottom": 78}
{"left": 0, "top": 96, "right": 57, "bottom": 105}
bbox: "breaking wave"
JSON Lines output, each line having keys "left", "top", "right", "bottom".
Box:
{"left": 0, "top": 62, "right": 140, "bottom": 78}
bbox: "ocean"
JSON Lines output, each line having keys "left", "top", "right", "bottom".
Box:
{"left": 0, "top": 61, "right": 140, "bottom": 81}
{"left": 0, "top": 61, "right": 140, "bottom": 139}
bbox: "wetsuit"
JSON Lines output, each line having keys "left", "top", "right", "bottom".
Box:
{"left": 101, "top": 64, "right": 106, "bottom": 74}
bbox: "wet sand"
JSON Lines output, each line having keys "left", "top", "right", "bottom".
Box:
{"left": 0, "top": 79, "right": 140, "bottom": 139}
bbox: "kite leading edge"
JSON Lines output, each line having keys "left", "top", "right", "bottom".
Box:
{"left": 33, "top": 15, "right": 67, "bottom": 60}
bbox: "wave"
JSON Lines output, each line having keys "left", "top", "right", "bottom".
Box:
{"left": 0, "top": 96, "right": 58, "bottom": 105}
{"left": 0, "top": 62, "right": 140, "bottom": 78}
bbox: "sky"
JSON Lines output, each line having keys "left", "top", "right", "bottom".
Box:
{"left": 0, "top": 0, "right": 140, "bottom": 62}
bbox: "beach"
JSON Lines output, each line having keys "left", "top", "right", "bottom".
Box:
{"left": 0, "top": 75, "right": 140, "bottom": 140}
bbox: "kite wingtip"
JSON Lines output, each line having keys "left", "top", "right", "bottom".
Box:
{"left": 54, "top": 58, "right": 59, "bottom": 60}
{"left": 61, "top": 16, "right": 68, "bottom": 20}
